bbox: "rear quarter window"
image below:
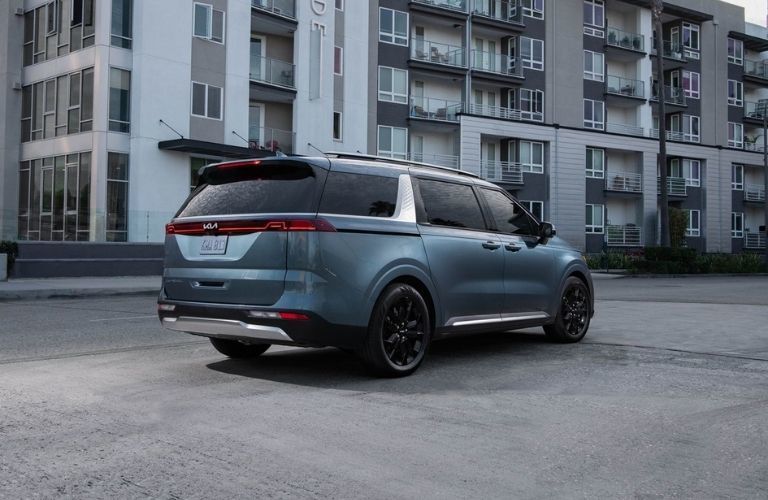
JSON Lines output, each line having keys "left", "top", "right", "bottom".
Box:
{"left": 319, "top": 171, "right": 398, "bottom": 217}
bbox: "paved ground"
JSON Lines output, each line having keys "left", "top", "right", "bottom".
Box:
{"left": 1, "top": 276, "right": 766, "bottom": 498}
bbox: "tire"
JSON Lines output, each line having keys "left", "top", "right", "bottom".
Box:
{"left": 209, "top": 338, "right": 271, "bottom": 358}
{"left": 360, "top": 283, "right": 431, "bottom": 377}
{"left": 544, "top": 277, "right": 591, "bottom": 343}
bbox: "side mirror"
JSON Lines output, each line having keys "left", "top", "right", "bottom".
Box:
{"left": 539, "top": 222, "right": 556, "bottom": 241}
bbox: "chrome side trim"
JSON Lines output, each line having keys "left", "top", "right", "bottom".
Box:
{"left": 162, "top": 316, "right": 293, "bottom": 342}
{"left": 448, "top": 312, "right": 549, "bottom": 327}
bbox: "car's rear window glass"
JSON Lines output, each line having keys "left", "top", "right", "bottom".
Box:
{"left": 319, "top": 171, "right": 398, "bottom": 217}
{"left": 177, "top": 164, "right": 319, "bottom": 217}
{"left": 418, "top": 179, "right": 486, "bottom": 230}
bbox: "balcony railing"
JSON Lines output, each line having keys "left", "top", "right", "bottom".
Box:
{"left": 605, "top": 123, "right": 644, "bottom": 137}
{"left": 606, "top": 171, "right": 642, "bottom": 193}
{"left": 407, "top": 152, "right": 460, "bottom": 168}
{"left": 606, "top": 27, "right": 644, "bottom": 52}
{"left": 471, "top": 50, "right": 523, "bottom": 77}
{"left": 651, "top": 84, "right": 686, "bottom": 106}
{"left": 412, "top": 0, "right": 468, "bottom": 13}
{"left": 649, "top": 129, "right": 697, "bottom": 143}
{"left": 478, "top": 160, "right": 523, "bottom": 184}
{"left": 411, "top": 39, "right": 467, "bottom": 68}
{"left": 468, "top": 102, "right": 543, "bottom": 122}
{"left": 249, "top": 55, "right": 295, "bottom": 89}
{"left": 606, "top": 225, "right": 642, "bottom": 246}
{"left": 745, "top": 232, "right": 767, "bottom": 249}
{"left": 410, "top": 96, "right": 463, "bottom": 122}
{"left": 652, "top": 40, "right": 683, "bottom": 61}
{"left": 745, "top": 184, "right": 766, "bottom": 202}
{"left": 657, "top": 176, "right": 687, "bottom": 196}
{"left": 248, "top": 126, "right": 295, "bottom": 154}
{"left": 251, "top": 0, "right": 296, "bottom": 18}
{"left": 745, "top": 59, "right": 768, "bottom": 80}
{"left": 471, "top": 0, "right": 523, "bottom": 25}
{"left": 606, "top": 75, "right": 645, "bottom": 99}
{"left": 745, "top": 101, "right": 766, "bottom": 121}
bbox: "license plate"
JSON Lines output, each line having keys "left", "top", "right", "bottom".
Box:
{"left": 200, "top": 235, "right": 228, "bottom": 255}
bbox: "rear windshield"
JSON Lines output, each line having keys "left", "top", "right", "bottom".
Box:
{"left": 177, "top": 164, "right": 321, "bottom": 217}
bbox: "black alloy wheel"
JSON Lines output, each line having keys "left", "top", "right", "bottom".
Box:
{"left": 544, "top": 277, "right": 591, "bottom": 343}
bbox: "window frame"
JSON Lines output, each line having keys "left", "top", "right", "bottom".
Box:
{"left": 415, "top": 178, "right": 489, "bottom": 232}
{"left": 334, "top": 46, "right": 343, "bottom": 76}
{"left": 685, "top": 209, "right": 700, "bottom": 237}
{"left": 731, "top": 212, "right": 744, "bottom": 238}
{"left": 333, "top": 111, "right": 342, "bottom": 141}
{"left": 583, "top": 0, "right": 605, "bottom": 33}
{"left": 518, "top": 140, "right": 544, "bottom": 174}
{"left": 728, "top": 122, "right": 744, "bottom": 149}
{"left": 190, "top": 81, "right": 223, "bottom": 121}
{"left": 479, "top": 187, "right": 540, "bottom": 237}
{"left": 586, "top": 204, "right": 604, "bottom": 234}
{"left": 378, "top": 7, "right": 408, "bottom": 46}
{"left": 732, "top": 164, "right": 744, "bottom": 190}
{"left": 683, "top": 115, "right": 700, "bottom": 143}
{"left": 583, "top": 99, "right": 605, "bottom": 130}
{"left": 377, "top": 66, "right": 408, "bottom": 104}
{"left": 108, "top": 67, "right": 131, "bottom": 133}
{"left": 727, "top": 38, "right": 743, "bottom": 65}
{"left": 682, "top": 70, "right": 700, "bottom": 99}
{"left": 583, "top": 50, "right": 604, "bottom": 82}
{"left": 377, "top": 125, "right": 408, "bottom": 159}
{"left": 193, "top": 2, "right": 225, "bottom": 44}
{"left": 111, "top": 0, "right": 133, "bottom": 49}
{"left": 586, "top": 147, "right": 605, "bottom": 179}
{"left": 682, "top": 22, "right": 700, "bottom": 52}
{"left": 727, "top": 79, "right": 743, "bottom": 107}
{"left": 522, "top": 0, "right": 544, "bottom": 19}
{"left": 520, "top": 37, "right": 544, "bottom": 71}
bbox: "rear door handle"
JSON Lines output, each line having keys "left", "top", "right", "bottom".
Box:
{"left": 505, "top": 243, "right": 521, "bottom": 252}
{"left": 482, "top": 241, "right": 501, "bottom": 250}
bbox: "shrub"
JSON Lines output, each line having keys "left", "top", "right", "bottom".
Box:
{"left": 629, "top": 247, "right": 766, "bottom": 274}
{"left": 0, "top": 241, "right": 19, "bottom": 272}
{"left": 669, "top": 208, "right": 688, "bottom": 249}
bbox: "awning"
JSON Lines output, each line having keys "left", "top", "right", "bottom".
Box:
{"left": 729, "top": 31, "right": 768, "bottom": 52}
{"left": 158, "top": 139, "right": 276, "bottom": 159}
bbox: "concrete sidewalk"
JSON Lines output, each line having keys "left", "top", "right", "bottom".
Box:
{"left": 0, "top": 276, "right": 161, "bottom": 301}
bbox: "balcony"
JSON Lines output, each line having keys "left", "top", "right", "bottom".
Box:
{"left": 250, "top": 55, "right": 295, "bottom": 89}
{"left": 606, "top": 225, "right": 642, "bottom": 247}
{"left": 408, "top": 152, "right": 460, "bottom": 168}
{"left": 248, "top": 126, "right": 295, "bottom": 154}
{"left": 411, "top": 0, "right": 468, "bottom": 14}
{"left": 744, "top": 101, "right": 766, "bottom": 123}
{"left": 745, "top": 184, "right": 766, "bottom": 202}
{"left": 652, "top": 40, "right": 684, "bottom": 61}
{"left": 649, "top": 129, "right": 698, "bottom": 143}
{"left": 605, "top": 171, "right": 642, "bottom": 193}
{"left": 744, "top": 141, "right": 766, "bottom": 153}
{"left": 468, "top": 102, "right": 543, "bottom": 122}
{"left": 651, "top": 84, "right": 686, "bottom": 107}
{"left": 657, "top": 176, "right": 687, "bottom": 197}
{"left": 478, "top": 160, "right": 523, "bottom": 184}
{"left": 745, "top": 232, "right": 766, "bottom": 249}
{"left": 605, "top": 123, "right": 645, "bottom": 137}
{"left": 411, "top": 39, "right": 467, "bottom": 69}
{"left": 745, "top": 59, "right": 768, "bottom": 82}
{"left": 606, "top": 75, "right": 645, "bottom": 99}
{"left": 606, "top": 27, "right": 644, "bottom": 53}
{"left": 471, "top": 50, "right": 523, "bottom": 78}
{"left": 471, "top": 0, "right": 523, "bottom": 26}
{"left": 410, "top": 96, "right": 463, "bottom": 122}
{"left": 251, "top": 0, "right": 295, "bottom": 19}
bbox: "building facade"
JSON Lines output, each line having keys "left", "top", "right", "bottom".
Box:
{"left": 0, "top": 0, "right": 766, "bottom": 253}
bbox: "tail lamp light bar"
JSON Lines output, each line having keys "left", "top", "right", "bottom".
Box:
{"left": 165, "top": 218, "right": 336, "bottom": 236}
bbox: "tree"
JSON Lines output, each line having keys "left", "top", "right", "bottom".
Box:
{"left": 652, "top": 0, "right": 671, "bottom": 247}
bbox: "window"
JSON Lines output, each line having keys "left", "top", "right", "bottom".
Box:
{"left": 378, "top": 66, "right": 407, "bottom": 104}
{"left": 732, "top": 212, "right": 744, "bottom": 238}
{"left": 334, "top": 46, "right": 343, "bottom": 75}
{"left": 319, "top": 171, "right": 399, "bottom": 218}
{"left": 378, "top": 126, "right": 407, "bottom": 159}
{"left": 379, "top": 8, "right": 408, "bottom": 46}
{"left": 671, "top": 158, "right": 701, "bottom": 187}
{"left": 521, "top": 200, "right": 544, "bottom": 220}
{"left": 732, "top": 164, "right": 744, "bottom": 190}
{"left": 333, "top": 111, "right": 342, "bottom": 141}
{"left": 727, "top": 38, "right": 743, "bottom": 65}
{"left": 46, "top": 2, "right": 57, "bottom": 35}
{"left": 107, "top": 153, "right": 129, "bottom": 242}
{"left": 586, "top": 148, "right": 604, "bottom": 178}
{"left": 728, "top": 122, "right": 744, "bottom": 149}
{"left": 521, "top": 0, "right": 544, "bottom": 19}
{"left": 518, "top": 141, "right": 544, "bottom": 173}
{"left": 682, "top": 71, "right": 699, "bottom": 99}
{"left": 23, "top": 1, "right": 95, "bottom": 66}
{"left": 727, "top": 80, "right": 743, "bottom": 106}
{"left": 335, "top": 0, "right": 344, "bottom": 10}
{"left": 685, "top": 209, "right": 700, "bottom": 237}
{"left": 480, "top": 188, "right": 538, "bottom": 236}
{"left": 191, "top": 82, "right": 223, "bottom": 120}
{"left": 584, "top": 99, "right": 604, "bottom": 130}
{"left": 111, "top": 0, "right": 132, "bottom": 48}
{"left": 583, "top": 0, "right": 604, "bottom": 31}
{"left": 417, "top": 179, "right": 486, "bottom": 230}
{"left": 519, "top": 89, "right": 544, "bottom": 120}
{"left": 21, "top": 68, "right": 94, "bottom": 142}
{"left": 584, "top": 51, "right": 604, "bottom": 82}
{"left": 193, "top": 3, "right": 225, "bottom": 43}
{"left": 520, "top": 37, "right": 544, "bottom": 70}
{"left": 683, "top": 115, "right": 700, "bottom": 143}
{"left": 586, "top": 204, "right": 604, "bottom": 233}
{"left": 682, "top": 22, "right": 699, "bottom": 51}
{"left": 190, "top": 157, "right": 218, "bottom": 190}
{"left": 109, "top": 68, "right": 131, "bottom": 133}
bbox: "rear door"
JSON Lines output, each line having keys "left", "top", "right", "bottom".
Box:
{"left": 162, "top": 160, "right": 327, "bottom": 305}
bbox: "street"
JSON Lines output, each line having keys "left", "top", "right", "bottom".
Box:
{"left": 1, "top": 276, "right": 767, "bottom": 498}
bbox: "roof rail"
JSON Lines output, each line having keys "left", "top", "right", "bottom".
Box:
{"left": 325, "top": 152, "right": 480, "bottom": 179}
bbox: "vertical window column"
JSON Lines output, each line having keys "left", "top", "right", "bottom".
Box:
{"left": 107, "top": 153, "right": 129, "bottom": 242}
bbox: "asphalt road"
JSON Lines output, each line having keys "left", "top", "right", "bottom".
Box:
{"left": 1, "top": 276, "right": 767, "bottom": 498}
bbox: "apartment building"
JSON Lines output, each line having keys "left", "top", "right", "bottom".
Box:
{"left": 0, "top": 0, "right": 766, "bottom": 255}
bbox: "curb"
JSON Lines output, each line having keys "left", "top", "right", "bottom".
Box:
{"left": 0, "top": 287, "right": 160, "bottom": 302}
{"left": 609, "top": 273, "right": 768, "bottom": 279}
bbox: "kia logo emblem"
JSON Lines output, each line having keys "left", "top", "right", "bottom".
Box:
{"left": 203, "top": 222, "right": 218, "bottom": 231}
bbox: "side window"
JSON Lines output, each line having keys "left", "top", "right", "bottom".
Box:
{"left": 480, "top": 188, "right": 538, "bottom": 236}
{"left": 418, "top": 179, "right": 486, "bottom": 230}
{"left": 319, "top": 171, "right": 398, "bottom": 217}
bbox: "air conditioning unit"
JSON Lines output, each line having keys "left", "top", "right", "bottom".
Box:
{"left": 12, "top": 82, "right": 22, "bottom": 90}
{"left": 15, "top": 7, "right": 24, "bottom": 16}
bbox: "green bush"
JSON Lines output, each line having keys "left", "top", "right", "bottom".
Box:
{"left": 628, "top": 246, "right": 766, "bottom": 274}
{"left": 0, "top": 241, "right": 19, "bottom": 272}
{"left": 669, "top": 208, "right": 688, "bottom": 249}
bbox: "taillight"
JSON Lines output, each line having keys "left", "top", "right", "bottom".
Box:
{"left": 165, "top": 218, "right": 336, "bottom": 236}
{"left": 215, "top": 159, "right": 261, "bottom": 170}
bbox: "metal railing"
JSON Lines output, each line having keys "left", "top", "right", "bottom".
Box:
{"left": 249, "top": 55, "right": 295, "bottom": 89}
{"left": 606, "top": 171, "right": 642, "bottom": 193}
{"left": 744, "top": 142, "right": 766, "bottom": 153}
{"left": 651, "top": 84, "right": 686, "bottom": 106}
{"left": 606, "top": 225, "right": 642, "bottom": 246}
{"left": 471, "top": 0, "right": 523, "bottom": 25}
{"left": 652, "top": 40, "right": 683, "bottom": 60}
{"left": 657, "top": 176, "right": 687, "bottom": 196}
{"left": 471, "top": 50, "right": 523, "bottom": 77}
{"left": 745, "top": 59, "right": 768, "bottom": 80}
{"left": 649, "top": 129, "right": 696, "bottom": 143}
{"left": 744, "top": 101, "right": 765, "bottom": 120}
{"left": 745, "top": 184, "right": 766, "bottom": 202}
{"left": 468, "top": 102, "right": 543, "bottom": 122}
{"left": 407, "top": 152, "right": 460, "bottom": 168}
{"left": 478, "top": 160, "right": 524, "bottom": 184}
{"left": 251, "top": 0, "right": 296, "bottom": 18}
{"left": 411, "top": 39, "right": 467, "bottom": 68}
{"left": 606, "top": 27, "right": 644, "bottom": 52}
{"left": 248, "top": 126, "right": 295, "bottom": 154}
{"left": 412, "top": 0, "right": 468, "bottom": 12}
{"left": 605, "top": 123, "right": 644, "bottom": 137}
{"left": 410, "top": 96, "right": 463, "bottom": 122}
{"left": 745, "top": 232, "right": 766, "bottom": 249}
{"left": 606, "top": 75, "right": 645, "bottom": 99}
